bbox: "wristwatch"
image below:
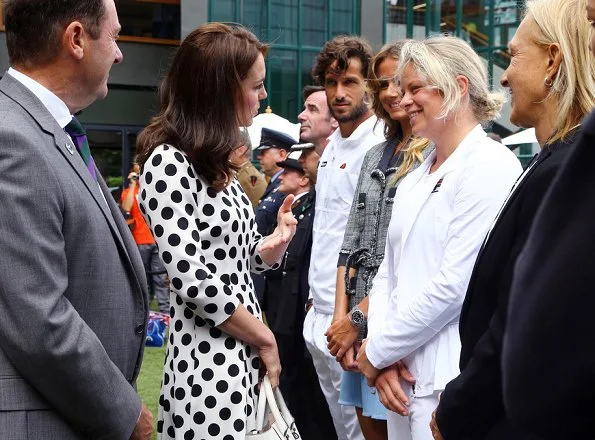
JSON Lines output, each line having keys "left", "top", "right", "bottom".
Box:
{"left": 348, "top": 306, "right": 366, "bottom": 328}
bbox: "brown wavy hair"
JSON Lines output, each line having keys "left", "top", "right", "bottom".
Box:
{"left": 368, "top": 41, "right": 431, "bottom": 182}
{"left": 136, "top": 23, "right": 268, "bottom": 190}
{"left": 311, "top": 35, "right": 373, "bottom": 85}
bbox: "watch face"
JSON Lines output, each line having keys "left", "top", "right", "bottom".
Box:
{"left": 351, "top": 309, "right": 365, "bottom": 327}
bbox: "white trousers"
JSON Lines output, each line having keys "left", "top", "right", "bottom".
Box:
{"left": 387, "top": 384, "right": 440, "bottom": 440}
{"left": 303, "top": 308, "right": 365, "bottom": 440}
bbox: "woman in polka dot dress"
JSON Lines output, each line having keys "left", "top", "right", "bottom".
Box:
{"left": 136, "top": 23, "right": 297, "bottom": 440}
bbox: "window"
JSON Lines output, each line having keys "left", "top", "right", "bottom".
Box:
{"left": 385, "top": 0, "right": 520, "bottom": 88}
{"left": 118, "top": 0, "right": 181, "bottom": 44}
{"left": 0, "top": 0, "right": 180, "bottom": 44}
{"left": 210, "top": 0, "right": 360, "bottom": 122}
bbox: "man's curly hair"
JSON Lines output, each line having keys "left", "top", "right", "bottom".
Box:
{"left": 312, "top": 35, "right": 373, "bottom": 85}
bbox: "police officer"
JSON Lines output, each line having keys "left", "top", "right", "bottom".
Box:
{"left": 265, "top": 156, "right": 337, "bottom": 440}
{"left": 254, "top": 127, "right": 297, "bottom": 235}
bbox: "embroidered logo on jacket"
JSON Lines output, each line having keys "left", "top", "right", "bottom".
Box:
{"left": 340, "top": 163, "right": 347, "bottom": 169}
{"left": 431, "top": 178, "right": 443, "bottom": 193}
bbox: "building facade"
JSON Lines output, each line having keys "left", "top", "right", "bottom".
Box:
{"left": 0, "top": 0, "right": 528, "bottom": 186}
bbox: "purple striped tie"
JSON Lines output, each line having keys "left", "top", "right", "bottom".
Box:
{"left": 65, "top": 117, "right": 97, "bottom": 181}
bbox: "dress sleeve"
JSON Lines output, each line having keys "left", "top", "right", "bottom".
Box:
{"left": 249, "top": 218, "right": 282, "bottom": 273}
{"left": 139, "top": 146, "right": 239, "bottom": 327}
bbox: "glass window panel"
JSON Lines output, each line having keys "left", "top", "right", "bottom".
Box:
{"left": 302, "top": 0, "right": 328, "bottom": 47}
{"left": 332, "top": 2, "right": 354, "bottom": 36}
{"left": 211, "top": 0, "right": 236, "bottom": 22}
{"left": 266, "top": 49, "right": 299, "bottom": 122}
{"left": 270, "top": 0, "right": 298, "bottom": 45}
{"left": 129, "top": 133, "right": 139, "bottom": 165}
{"left": 118, "top": 0, "right": 180, "bottom": 40}
{"left": 301, "top": 51, "right": 319, "bottom": 89}
{"left": 385, "top": 1, "right": 521, "bottom": 75}
{"left": 87, "top": 129, "right": 124, "bottom": 192}
{"left": 243, "top": 0, "right": 268, "bottom": 40}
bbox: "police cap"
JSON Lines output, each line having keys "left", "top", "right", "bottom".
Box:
{"left": 255, "top": 128, "right": 298, "bottom": 152}
{"left": 276, "top": 158, "right": 305, "bottom": 174}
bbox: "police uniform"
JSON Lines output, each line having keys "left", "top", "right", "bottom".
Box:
{"left": 254, "top": 128, "right": 297, "bottom": 235}
{"left": 254, "top": 172, "right": 284, "bottom": 235}
{"left": 236, "top": 160, "right": 267, "bottom": 209}
{"left": 253, "top": 128, "right": 297, "bottom": 304}
{"left": 265, "top": 157, "right": 338, "bottom": 440}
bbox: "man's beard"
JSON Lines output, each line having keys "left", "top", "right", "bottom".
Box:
{"left": 330, "top": 100, "right": 368, "bottom": 123}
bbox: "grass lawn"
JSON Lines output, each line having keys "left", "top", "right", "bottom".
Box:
{"left": 137, "top": 298, "right": 167, "bottom": 439}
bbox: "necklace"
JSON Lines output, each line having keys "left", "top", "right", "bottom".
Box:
{"left": 394, "top": 135, "right": 411, "bottom": 155}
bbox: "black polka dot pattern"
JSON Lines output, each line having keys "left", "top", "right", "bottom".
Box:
{"left": 139, "top": 144, "right": 276, "bottom": 439}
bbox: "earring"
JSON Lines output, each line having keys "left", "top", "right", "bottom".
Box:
{"left": 544, "top": 77, "right": 553, "bottom": 87}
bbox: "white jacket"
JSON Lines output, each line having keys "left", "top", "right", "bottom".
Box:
{"left": 366, "top": 125, "right": 522, "bottom": 397}
{"left": 309, "top": 116, "right": 385, "bottom": 314}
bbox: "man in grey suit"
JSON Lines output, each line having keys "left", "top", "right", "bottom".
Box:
{"left": 0, "top": 0, "right": 153, "bottom": 438}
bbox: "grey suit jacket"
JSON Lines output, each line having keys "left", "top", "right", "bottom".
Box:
{"left": 0, "top": 73, "right": 149, "bottom": 439}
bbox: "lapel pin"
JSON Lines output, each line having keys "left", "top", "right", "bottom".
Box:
{"left": 65, "top": 142, "right": 75, "bottom": 155}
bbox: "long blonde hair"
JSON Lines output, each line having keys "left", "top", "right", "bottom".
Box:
{"left": 367, "top": 40, "right": 431, "bottom": 182}
{"left": 525, "top": 0, "right": 595, "bottom": 144}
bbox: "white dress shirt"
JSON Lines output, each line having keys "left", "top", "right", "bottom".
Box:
{"left": 366, "top": 125, "right": 522, "bottom": 396}
{"left": 308, "top": 115, "right": 385, "bottom": 314}
{"left": 8, "top": 67, "right": 107, "bottom": 201}
{"left": 7, "top": 68, "right": 72, "bottom": 128}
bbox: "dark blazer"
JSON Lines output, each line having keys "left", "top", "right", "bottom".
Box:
{"left": 436, "top": 133, "right": 575, "bottom": 440}
{"left": 0, "top": 73, "right": 149, "bottom": 439}
{"left": 254, "top": 174, "right": 286, "bottom": 235}
{"left": 502, "top": 112, "right": 595, "bottom": 440}
{"left": 265, "top": 190, "right": 338, "bottom": 440}
{"left": 266, "top": 190, "right": 315, "bottom": 335}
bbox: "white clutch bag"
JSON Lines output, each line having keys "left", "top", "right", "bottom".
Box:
{"left": 246, "top": 375, "right": 302, "bottom": 440}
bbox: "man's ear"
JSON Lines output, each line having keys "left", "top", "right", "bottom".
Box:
{"left": 62, "top": 21, "right": 87, "bottom": 60}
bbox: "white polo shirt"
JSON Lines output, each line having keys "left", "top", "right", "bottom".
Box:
{"left": 308, "top": 115, "right": 385, "bottom": 314}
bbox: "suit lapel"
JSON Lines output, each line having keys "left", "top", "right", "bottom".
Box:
{"left": 0, "top": 74, "right": 146, "bottom": 295}
{"left": 98, "top": 178, "right": 148, "bottom": 295}
{"left": 261, "top": 180, "right": 275, "bottom": 200}
{"left": 477, "top": 149, "right": 550, "bottom": 260}
{"left": 461, "top": 150, "right": 551, "bottom": 325}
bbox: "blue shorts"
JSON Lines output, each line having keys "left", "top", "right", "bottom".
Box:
{"left": 338, "top": 370, "right": 388, "bottom": 420}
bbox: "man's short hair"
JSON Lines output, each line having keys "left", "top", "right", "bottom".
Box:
{"left": 311, "top": 35, "right": 373, "bottom": 85}
{"left": 4, "top": 0, "right": 106, "bottom": 66}
{"left": 302, "top": 85, "right": 325, "bottom": 102}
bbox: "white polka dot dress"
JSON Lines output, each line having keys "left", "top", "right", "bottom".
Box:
{"left": 139, "top": 144, "right": 277, "bottom": 440}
